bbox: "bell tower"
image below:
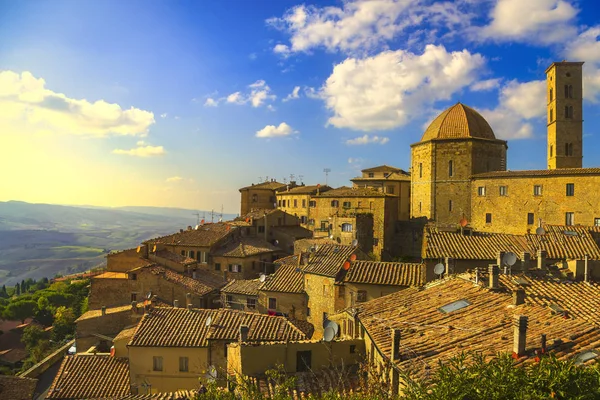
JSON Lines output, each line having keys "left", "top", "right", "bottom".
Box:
{"left": 546, "top": 61, "right": 584, "bottom": 169}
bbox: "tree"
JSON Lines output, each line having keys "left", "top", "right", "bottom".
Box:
{"left": 52, "top": 306, "right": 75, "bottom": 341}
{"left": 15, "top": 283, "right": 20, "bottom": 296}
{"left": 4, "top": 300, "right": 37, "bottom": 323}
{"left": 21, "top": 280, "right": 26, "bottom": 293}
{"left": 0, "top": 285, "right": 6, "bottom": 298}
{"left": 21, "top": 325, "right": 50, "bottom": 364}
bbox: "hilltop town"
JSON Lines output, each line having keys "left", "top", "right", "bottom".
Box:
{"left": 4, "top": 61, "right": 600, "bottom": 399}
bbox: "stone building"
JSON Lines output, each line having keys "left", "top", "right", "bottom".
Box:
{"left": 276, "top": 184, "right": 332, "bottom": 226}
{"left": 211, "top": 236, "right": 283, "bottom": 280}
{"left": 220, "top": 279, "right": 261, "bottom": 311}
{"left": 239, "top": 179, "right": 287, "bottom": 216}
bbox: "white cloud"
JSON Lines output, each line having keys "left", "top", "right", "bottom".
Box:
{"left": 471, "top": 78, "right": 502, "bottom": 92}
{"left": 0, "top": 70, "right": 155, "bottom": 137}
{"left": 283, "top": 86, "right": 301, "bottom": 102}
{"left": 479, "top": 0, "right": 578, "bottom": 44}
{"left": 160, "top": 113, "right": 168, "bottom": 118}
{"left": 112, "top": 145, "right": 165, "bottom": 157}
{"left": 346, "top": 135, "right": 390, "bottom": 145}
{"left": 207, "top": 80, "right": 276, "bottom": 108}
{"left": 136, "top": 140, "right": 146, "bottom": 146}
{"left": 273, "top": 44, "right": 290, "bottom": 55}
{"left": 226, "top": 91, "right": 245, "bottom": 104}
{"left": 166, "top": 176, "right": 183, "bottom": 182}
{"left": 255, "top": 122, "right": 297, "bottom": 138}
{"left": 320, "top": 44, "right": 485, "bottom": 131}
{"left": 479, "top": 79, "right": 546, "bottom": 139}
{"left": 204, "top": 98, "right": 219, "bottom": 107}
{"left": 567, "top": 27, "right": 600, "bottom": 101}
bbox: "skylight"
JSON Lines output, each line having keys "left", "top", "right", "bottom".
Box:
{"left": 575, "top": 350, "right": 598, "bottom": 365}
{"left": 563, "top": 230, "right": 579, "bottom": 237}
{"left": 439, "top": 299, "right": 471, "bottom": 314}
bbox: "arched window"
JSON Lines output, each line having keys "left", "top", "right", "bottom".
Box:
{"left": 251, "top": 194, "right": 258, "bottom": 203}
{"left": 564, "top": 84, "right": 573, "bottom": 98}
{"left": 549, "top": 88, "right": 553, "bottom": 101}
{"left": 341, "top": 223, "right": 353, "bottom": 232}
{"left": 448, "top": 160, "right": 454, "bottom": 177}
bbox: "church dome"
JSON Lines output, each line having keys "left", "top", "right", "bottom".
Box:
{"left": 421, "top": 103, "right": 496, "bottom": 142}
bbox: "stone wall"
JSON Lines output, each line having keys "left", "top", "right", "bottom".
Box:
{"left": 76, "top": 306, "right": 142, "bottom": 353}
{"left": 107, "top": 248, "right": 148, "bottom": 272}
{"left": 258, "top": 291, "right": 307, "bottom": 320}
{"left": 304, "top": 274, "right": 337, "bottom": 339}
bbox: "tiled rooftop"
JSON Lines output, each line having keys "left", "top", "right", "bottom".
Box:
{"left": 472, "top": 167, "right": 600, "bottom": 179}
{"left": 144, "top": 265, "right": 225, "bottom": 296}
{"left": 0, "top": 375, "right": 37, "bottom": 400}
{"left": 113, "top": 326, "right": 138, "bottom": 342}
{"left": 121, "top": 391, "right": 198, "bottom": 399}
{"left": 146, "top": 223, "right": 233, "bottom": 247}
{"left": 276, "top": 184, "right": 332, "bottom": 195}
{"left": 239, "top": 181, "right": 287, "bottom": 191}
{"left": 261, "top": 263, "right": 304, "bottom": 293}
{"left": 356, "top": 278, "right": 600, "bottom": 381}
{"left": 222, "top": 279, "right": 261, "bottom": 296}
{"left": 235, "top": 208, "right": 279, "bottom": 221}
{"left": 153, "top": 249, "right": 196, "bottom": 265}
{"left": 420, "top": 103, "right": 497, "bottom": 141}
{"left": 343, "top": 261, "right": 426, "bottom": 287}
{"left": 75, "top": 304, "right": 139, "bottom": 322}
{"left": 213, "top": 236, "right": 280, "bottom": 258}
{"left": 302, "top": 244, "right": 359, "bottom": 277}
{"left": 46, "top": 355, "right": 130, "bottom": 399}
{"left": 94, "top": 271, "right": 129, "bottom": 279}
{"left": 361, "top": 165, "right": 405, "bottom": 173}
{"left": 274, "top": 254, "right": 300, "bottom": 267}
{"left": 271, "top": 225, "right": 312, "bottom": 238}
{"left": 129, "top": 307, "right": 307, "bottom": 347}
{"left": 314, "top": 187, "right": 390, "bottom": 198}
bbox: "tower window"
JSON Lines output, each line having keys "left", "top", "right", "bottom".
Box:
{"left": 485, "top": 213, "right": 492, "bottom": 224}
{"left": 419, "top": 163, "right": 423, "bottom": 178}
{"left": 368, "top": 172, "right": 374, "bottom": 178}
{"left": 566, "top": 183, "right": 575, "bottom": 196}
{"left": 419, "top": 202, "right": 422, "bottom": 212}
{"left": 565, "top": 105, "right": 573, "bottom": 119}
{"left": 595, "top": 218, "right": 600, "bottom": 227}
{"left": 550, "top": 145, "right": 553, "bottom": 157}
{"left": 564, "top": 84, "right": 573, "bottom": 98}
{"left": 565, "top": 212, "right": 574, "bottom": 226}
{"left": 565, "top": 143, "right": 573, "bottom": 156}
{"left": 499, "top": 186, "right": 508, "bottom": 196}
{"left": 533, "top": 185, "right": 542, "bottom": 196}
{"left": 478, "top": 186, "right": 486, "bottom": 196}
{"left": 549, "top": 88, "right": 553, "bottom": 101}
{"left": 550, "top": 108, "right": 553, "bottom": 122}
{"left": 448, "top": 200, "right": 453, "bottom": 212}
{"left": 448, "top": 160, "right": 454, "bottom": 177}
{"left": 527, "top": 213, "right": 535, "bottom": 225}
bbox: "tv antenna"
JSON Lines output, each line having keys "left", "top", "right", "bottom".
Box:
{"left": 219, "top": 205, "right": 223, "bottom": 223}
{"left": 193, "top": 212, "right": 200, "bottom": 225}
{"left": 289, "top": 174, "right": 295, "bottom": 182}
{"left": 258, "top": 176, "right": 263, "bottom": 183}
{"left": 323, "top": 168, "right": 331, "bottom": 185}
{"left": 298, "top": 174, "right": 304, "bottom": 184}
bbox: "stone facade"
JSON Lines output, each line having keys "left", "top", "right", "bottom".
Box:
{"left": 304, "top": 274, "right": 340, "bottom": 339}
{"left": 258, "top": 290, "right": 308, "bottom": 320}
{"left": 239, "top": 180, "right": 287, "bottom": 216}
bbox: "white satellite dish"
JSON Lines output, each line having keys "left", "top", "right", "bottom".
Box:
{"left": 259, "top": 274, "right": 266, "bottom": 283}
{"left": 205, "top": 315, "right": 213, "bottom": 327}
{"left": 273, "top": 239, "right": 279, "bottom": 246}
{"left": 329, "top": 234, "right": 334, "bottom": 239}
{"left": 536, "top": 227, "right": 545, "bottom": 236}
{"left": 323, "top": 326, "right": 335, "bottom": 342}
{"left": 146, "top": 292, "right": 152, "bottom": 300}
{"left": 434, "top": 263, "right": 445, "bottom": 276}
{"left": 324, "top": 320, "right": 339, "bottom": 336}
{"left": 314, "top": 245, "right": 319, "bottom": 251}
{"left": 351, "top": 239, "right": 358, "bottom": 247}
{"left": 502, "top": 252, "right": 517, "bottom": 267}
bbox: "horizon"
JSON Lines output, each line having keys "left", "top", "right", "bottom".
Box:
{"left": 2, "top": 0, "right": 600, "bottom": 212}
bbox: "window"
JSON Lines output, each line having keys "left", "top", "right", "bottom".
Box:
{"left": 566, "top": 183, "right": 575, "bottom": 196}
{"left": 368, "top": 172, "right": 374, "bottom": 178}
{"left": 478, "top": 186, "right": 486, "bottom": 196}
{"left": 268, "top": 298, "right": 277, "bottom": 310}
{"left": 228, "top": 264, "right": 241, "bottom": 273}
{"left": 350, "top": 345, "right": 356, "bottom": 354}
{"left": 252, "top": 194, "right": 258, "bottom": 203}
{"left": 499, "top": 186, "right": 508, "bottom": 196}
{"left": 131, "top": 293, "right": 137, "bottom": 302}
{"left": 448, "top": 160, "right": 454, "bottom": 177}
{"left": 550, "top": 145, "right": 553, "bottom": 157}
{"left": 565, "top": 105, "right": 573, "bottom": 118}
{"left": 153, "top": 356, "right": 163, "bottom": 371}
{"left": 565, "top": 212, "right": 575, "bottom": 226}
{"left": 201, "top": 251, "right": 207, "bottom": 264}
{"left": 338, "top": 285, "right": 345, "bottom": 298}
{"left": 293, "top": 199, "right": 298, "bottom": 208}
{"left": 300, "top": 216, "right": 307, "bottom": 224}
{"left": 296, "top": 350, "right": 312, "bottom": 372}
{"left": 302, "top": 199, "right": 306, "bottom": 208}
{"left": 419, "top": 202, "right": 422, "bottom": 212}
{"left": 247, "top": 298, "right": 256, "bottom": 309}
{"left": 439, "top": 299, "right": 471, "bottom": 314}
{"left": 549, "top": 88, "right": 553, "bottom": 101}
{"left": 130, "top": 273, "right": 137, "bottom": 281}
{"left": 527, "top": 213, "right": 535, "bottom": 225}
{"left": 258, "top": 226, "right": 265, "bottom": 233}
{"left": 331, "top": 200, "right": 339, "bottom": 207}
{"left": 485, "top": 213, "right": 492, "bottom": 224}
{"left": 550, "top": 108, "right": 553, "bottom": 122}
{"left": 309, "top": 200, "right": 316, "bottom": 208}
{"left": 533, "top": 185, "right": 542, "bottom": 196}
{"left": 357, "top": 201, "right": 362, "bottom": 208}
{"left": 308, "top": 219, "right": 315, "bottom": 226}
{"left": 341, "top": 223, "right": 353, "bottom": 232}
{"left": 448, "top": 200, "right": 453, "bottom": 212}
{"left": 278, "top": 200, "right": 281, "bottom": 207}
{"left": 595, "top": 218, "right": 600, "bottom": 227}
{"left": 386, "top": 186, "right": 394, "bottom": 194}
{"left": 565, "top": 143, "right": 573, "bottom": 156}
{"left": 565, "top": 84, "right": 573, "bottom": 98}
{"left": 342, "top": 201, "right": 351, "bottom": 208}
{"left": 179, "top": 357, "right": 189, "bottom": 372}
{"left": 419, "top": 163, "right": 423, "bottom": 178}
{"left": 320, "top": 221, "right": 329, "bottom": 231}
{"left": 181, "top": 250, "right": 185, "bottom": 256}
{"left": 356, "top": 290, "right": 367, "bottom": 303}
{"left": 226, "top": 295, "right": 233, "bottom": 306}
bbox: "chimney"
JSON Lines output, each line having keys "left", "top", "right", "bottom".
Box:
{"left": 174, "top": 300, "right": 179, "bottom": 308}
{"left": 192, "top": 270, "right": 197, "bottom": 279}
{"left": 584, "top": 254, "right": 589, "bottom": 282}
{"left": 131, "top": 301, "right": 137, "bottom": 314}
{"left": 520, "top": 252, "right": 530, "bottom": 271}
{"left": 187, "top": 226, "right": 193, "bottom": 231}
{"left": 513, "top": 288, "right": 525, "bottom": 306}
{"left": 488, "top": 264, "right": 499, "bottom": 289}
{"left": 240, "top": 325, "right": 250, "bottom": 342}
{"left": 180, "top": 229, "right": 184, "bottom": 233}
{"left": 537, "top": 250, "right": 547, "bottom": 269}
{"left": 101, "top": 306, "right": 106, "bottom": 316}
{"left": 391, "top": 329, "right": 401, "bottom": 362}
{"left": 444, "top": 257, "right": 452, "bottom": 275}
{"left": 186, "top": 293, "right": 192, "bottom": 308}
{"left": 497, "top": 251, "right": 506, "bottom": 268}
{"left": 187, "top": 303, "right": 193, "bottom": 310}
{"left": 513, "top": 315, "right": 528, "bottom": 357}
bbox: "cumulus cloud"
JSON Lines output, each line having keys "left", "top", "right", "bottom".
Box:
{"left": 479, "top": 0, "right": 578, "bottom": 44}
{"left": 320, "top": 44, "right": 485, "bottom": 131}
{"left": 204, "top": 98, "right": 219, "bottom": 107}
{"left": 112, "top": 145, "right": 165, "bottom": 157}
{"left": 0, "top": 70, "right": 155, "bottom": 137}
{"left": 283, "top": 86, "right": 301, "bottom": 102}
{"left": 346, "top": 135, "right": 390, "bottom": 145}
{"left": 567, "top": 27, "right": 600, "bottom": 101}
{"left": 471, "top": 78, "right": 502, "bottom": 92}
{"left": 166, "top": 176, "right": 183, "bottom": 182}
{"left": 479, "top": 80, "right": 546, "bottom": 139}
{"left": 255, "top": 122, "right": 297, "bottom": 138}
{"left": 160, "top": 113, "right": 168, "bottom": 118}
{"left": 205, "top": 80, "right": 276, "bottom": 108}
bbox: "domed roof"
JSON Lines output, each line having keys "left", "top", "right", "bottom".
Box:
{"left": 421, "top": 103, "right": 496, "bottom": 142}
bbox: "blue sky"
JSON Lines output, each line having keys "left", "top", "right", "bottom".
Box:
{"left": 1, "top": 0, "right": 600, "bottom": 214}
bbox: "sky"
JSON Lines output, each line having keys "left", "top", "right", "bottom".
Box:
{"left": 2, "top": 0, "right": 600, "bottom": 214}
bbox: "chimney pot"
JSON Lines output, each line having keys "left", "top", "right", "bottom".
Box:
{"left": 537, "top": 250, "right": 547, "bottom": 269}
{"left": 101, "top": 306, "right": 106, "bottom": 316}
{"left": 488, "top": 264, "right": 500, "bottom": 289}
{"left": 513, "top": 315, "right": 528, "bottom": 357}
{"left": 240, "top": 325, "right": 250, "bottom": 342}
{"left": 391, "top": 329, "right": 401, "bottom": 362}
{"left": 174, "top": 300, "right": 179, "bottom": 308}
{"left": 513, "top": 288, "right": 526, "bottom": 306}
{"left": 187, "top": 303, "right": 193, "bottom": 310}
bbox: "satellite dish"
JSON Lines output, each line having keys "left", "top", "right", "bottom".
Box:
{"left": 314, "top": 245, "right": 319, "bottom": 251}
{"left": 502, "top": 252, "right": 517, "bottom": 266}
{"left": 146, "top": 292, "right": 152, "bottom": 300}
{"left": 323, "top": 326, "right": 335, "bottom": 342}
{"left": 351, "top": 239, "right": 358, "bottom": 247}
{"left": 324, "top": 320, "right": 339, "bottom": 336}
{"left": 309, "top": 245, "right": 316, "bottom": 253}
{"left": 195, "top": 225, "right": 200, "bottom": 230}
{"left": 343, "top": 261, "right": 351, "bottom": 270}
{"left": 460, "top": 218, "right": 468, "bottom": 228}
{"left": 205, "top": 315, "right": 213, "bottom": 327}
{"left": 434, "top": 263, "right": 445, "bottom": 276}
{"left": 536, "top": 227, "right": 545, "bottom": 235}
{"left": 259, "top": 274, "right": 266, "bottom": 283}
{"left": 350, "top": 254, "right": 357, "bottom": 262}
{"left": 273, "top": 239, "right": 279, "bottom": 246}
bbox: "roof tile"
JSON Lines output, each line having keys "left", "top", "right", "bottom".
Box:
{"left": 343, "top": 261, "right": 426, "bottom": 287}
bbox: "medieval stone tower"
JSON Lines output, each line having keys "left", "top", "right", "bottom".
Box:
{"left": 411, "top": 103, "right": 508, "bottom": 225}
{"left": 546, "top": 61, "right": 584, "bottom": 169}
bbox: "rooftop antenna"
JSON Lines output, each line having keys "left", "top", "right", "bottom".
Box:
{"left": 210, "top": 209, "right": 215, "bottom": 223}
{"left": 323, "top": 168, "right": 331, "bottom": 186}
{"left": 219, "top": 205, "right": 223, "bottom": 223}
{"left": 193, "top": 212, "right": 201, "bottom": 225}
{"left": 290, "top": 173, "right": 295, "bottom": 182}
{"left": 298, "top": 174, "right": 304, "bottom": 184}
{"left": 258, "top": 177, "right": 263, "bottom": 183}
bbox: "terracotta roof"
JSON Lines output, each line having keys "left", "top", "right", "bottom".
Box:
{"left": 222, "top": 279, "right": 261, "bottom": 296}
{"left": 472, "top": 167, "right": 600, "bottom": 179}
{"left": 314, "top": 187, "right": 390, "bottom": 198}
{"left": 154, "top": 249, "right": 196, "bottom": 265}
{"left": 94, "top": 271, "right": 128, "bottom": 279}
{"left": 276, "top": 185, "right": 332, "bottom": 195}
{"left": 361, "top": 165, "right": 405, "bottom": 173}
{"left": 121, "top": 391, "right": 197, "bottom": 399}
{"left": 129, "top": 307, "right": 307, "bottom": 347}
{"left": 271, "top": 225, "right": 312, "bottom": 238}
{"left": 421, "top": 103, "right": 497, "bottom": 142}
{"left": 352, "top": 171, "right": 411, "bottom": 182}
{"left": 213, "top": 237, "right": 280, "bottom": 258}
{"left": 303, "top": 245, "right": 358, "bottom": 277}
{"left": 0, "top": 375, "right": 37, "bottom": 400}
{"left": 239, "top": 181, "right": 287, "bottom": 191}
{"left": 525, "top": 224, "right": 600, "bottom": 260}
{"left": 274, "top": 254, "right": 300, "bottom": 267}
{"left": 343, "top": 261, "right": 426, "bottom": 287}
{"left": 113, "top": 326, "right": 138, "bottom": 342}
{"left": 357, "top": 278, "right": 600, "bottom": 381}
{"left": 75, "top": 304, "right": 139, "bottom": 322}
{"left": 46, "top": 355, "right": 130, "bottom": 399}
{"left": 146, "top": 223, "right": 233, "bottom": 247}
{"left": 261, "top": 263, "right": 304, "bottom": 293}
{"left": 143, "top": 265, "right": 225, "bottom": 296}
{"left": 0, "top": 348, "right": 27, "bottom": 364}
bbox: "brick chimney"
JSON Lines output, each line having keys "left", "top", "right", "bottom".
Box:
{"left": 239, "top": 325, "right": 250, "bottom": 342}
{"left": 497, "top": 251, "right": 506, "bottom": 268}
{"left": 101, "top": 306, "right": 106, "bottom": 316}
{"left": 187, "top": 303, "right": 193, "bottom": 310}
{"left": 513, "top": 315, "right": 528, "bottom": 357}
{"left": 173, "top": 300, "right": 179, "bottom": 308}
{"left": 537, "top": 250, "right": 547, "bottom": 269}
{"left": 513, "top": 289, "right": 525, "bottom": 306}
{"left": 391, "top": 329, "right": 401, "bottom": 362}
{"left": 488, "top": 265, "right": 499, "bottom": 289}
{"left": 186, "top": 293, "right": 192, "bottom": 308}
